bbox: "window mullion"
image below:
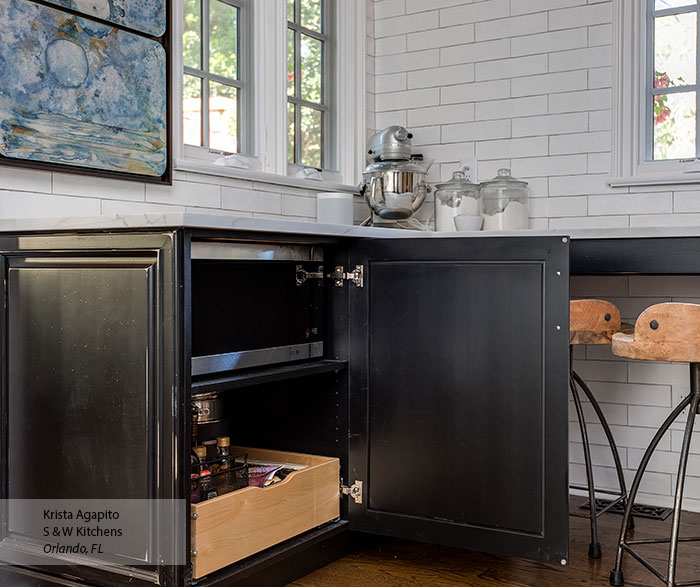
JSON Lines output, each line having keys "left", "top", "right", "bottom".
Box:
{"left": 202, "top": 0, "right": 210, "bottom": 147}
{"left": 646, "top": 0, "right": 655, "bottom": 162}
{"left": 696, "top": 6, "right": 700, "bottom": 157}
{"left": 294, "top": 28, "right": 302, "bottom": 164}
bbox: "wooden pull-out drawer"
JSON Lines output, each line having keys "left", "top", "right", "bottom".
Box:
{"left": 190, "top": 447, "right": 340, "bottom": 579}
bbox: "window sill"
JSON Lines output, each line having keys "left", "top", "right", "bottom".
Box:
{"left": 174, "top": 158, "right": 359, "bottom": 194}
{"left": 609, "top": 174, "right": 700, "bottom": 188}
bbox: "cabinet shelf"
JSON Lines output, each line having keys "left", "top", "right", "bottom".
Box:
{"left": 191, "top": 359, "right": 348, "bottom": 395}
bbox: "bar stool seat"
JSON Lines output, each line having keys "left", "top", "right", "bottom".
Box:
{"left": 612, "top": 302, "right": 700, "bottom": 363}
{"left": 609, "top": 302, "right": 700, "bottom": 587}
{"left": 569, "top": 299, "right": 632, "bottom": 559}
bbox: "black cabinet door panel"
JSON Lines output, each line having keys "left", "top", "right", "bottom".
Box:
{"left": 348, "top": 236, "right": 569, "bottom": 564}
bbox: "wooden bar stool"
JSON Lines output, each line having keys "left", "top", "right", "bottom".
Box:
{"left": 609, "top": 303, "right": 700, "bottom": 587}
{"left": 570, "top": 299, "right": 632, "bottom": 559}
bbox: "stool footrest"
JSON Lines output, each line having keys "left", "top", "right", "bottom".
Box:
{"left": 626, "top": 536, "right": 700, "bottom": 545}
{"left": 621, "top": 544, "right": 700, "bottom": 586}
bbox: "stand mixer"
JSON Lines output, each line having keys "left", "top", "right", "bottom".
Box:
{"left": 359, "top": 126, "right": 432, "bottom": 228}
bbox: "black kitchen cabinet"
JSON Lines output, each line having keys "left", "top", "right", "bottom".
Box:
{"left": 0, "top": 226, "right": 570, "bottom": 587}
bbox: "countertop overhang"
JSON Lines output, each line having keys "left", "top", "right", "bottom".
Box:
{"left": 0, "top": 212, "right": 698, "bottom": 240}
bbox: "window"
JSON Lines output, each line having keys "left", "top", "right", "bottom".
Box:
{"left": 286, "top": 0, "right": 330, "bottom": 169}
{"left": 174, "top": 1, "right": 364, "bottom": 187}
{"left": 183, "top": 0, "right": 249, "bottom": 154}
{"left": 646, "top": 0, "right": 698, "bottom": 161}
{"left": 612, "top": 0, "right": 700, "bottom": 185}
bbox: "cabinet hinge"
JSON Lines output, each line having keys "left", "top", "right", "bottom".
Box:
{"left": 329, "top": 265, "right": 364, "bottom": 288}
{"left": 295, "top": 265, "right": 364, "bottom": 288}
{"left": 340, "top": 479, "right": 363, "bottom": 504}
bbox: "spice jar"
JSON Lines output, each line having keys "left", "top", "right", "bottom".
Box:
{"left": 480, "top": 168, "right": 530, "bottom": 231}
{"left": 434, "top": 170, "right": 482, "bottom": 232}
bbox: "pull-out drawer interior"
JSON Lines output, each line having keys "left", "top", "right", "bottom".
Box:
{"left": 190, "top": 447, "right": 340, "bottom": 579}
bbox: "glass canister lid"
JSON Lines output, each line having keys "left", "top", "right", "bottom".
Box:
{"left": 481, "top": 168, "right": 528, "bottom": 190}
{"left": 435, "top": 170, "right": 479, "bottom": 206}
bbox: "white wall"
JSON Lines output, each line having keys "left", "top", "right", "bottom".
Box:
{"left": 0, "top": 166, "right": 335, "bottom": 223}
{"left": 369, "top": 0, "right": 700, "bottom": 229}
{"left": 368, "top": 0, "right": 700, "bottom": 511}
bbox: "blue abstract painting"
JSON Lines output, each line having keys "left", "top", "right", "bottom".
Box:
{"left": 41, "top": 0, "right": 166, "bottom": 38}
{"left": 0, "top": 0, "right": 167, "bottom": 178}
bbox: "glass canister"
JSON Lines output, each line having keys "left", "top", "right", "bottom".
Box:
{"left": 434, "top": 170, "right": 482, "bottom": 232}
{"left": 480, "top": 168, "right": 530, "bottom": 231}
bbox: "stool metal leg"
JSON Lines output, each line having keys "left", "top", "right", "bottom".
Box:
{"left": 666, "top": 363, "right": 700, "bottom": 587}
{"left": 610, "top": 393, "right": 694, "bottom": 586}
{"left": 572, "top": 368, "right": 633, "bottom": 530}
{"left": 570, "top": 372, "right": 602, "bottom": 558}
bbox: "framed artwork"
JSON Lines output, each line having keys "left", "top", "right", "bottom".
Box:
{"left": 0, "top": 0, "right": 170, "bottom": 183}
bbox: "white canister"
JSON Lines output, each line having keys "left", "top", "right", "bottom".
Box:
{"left": 316, "top": 192, "right": 355, "bottom": 225}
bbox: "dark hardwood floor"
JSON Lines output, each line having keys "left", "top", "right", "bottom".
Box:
{"left": 290, "top": 499, "right": 700, "bottom": 586}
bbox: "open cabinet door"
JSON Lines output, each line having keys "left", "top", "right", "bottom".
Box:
{"left": 347, "top": 235, "right": 570, "bottom": 565}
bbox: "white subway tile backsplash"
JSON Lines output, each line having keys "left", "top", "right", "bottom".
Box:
{"left": 548, "top": 214, "right": 629, "bottom": 229}
{"left": 547, "top": 195, "right": 588, "bottom": 217}
{"left": 586, "top": 381, "right": 673, "bottom": 408}
{"left": 440, "top": 0, "right": 510, "bottom": 27}
{"left": 376, "top": 72, "right": 408, "bottom": 93}
{"left": 406, "top": 0, "right": 471, "bottom": 12}
{"left": 588, "top": 24, "right": 612, "bottom": 47}
{"left": 511, "top": 28, "right": 587, "bottom": 57}
{"left": 510, "top": 153, "right": 587, "bottom": 177}
{"left": 376, "top": 109, "right": 408, "bottom": 128}
{"left": 374, "top": 0, "right": 406, "bottom": 20}
{"left": 549, "top": 46, "right": 612, "bottom": 73}
{"left": 475, "top": 13, "right": 548, "bottom": 42}
{"left": 512, "top": 70, "right": 588, "bottom": 98}
{"left": 442, "top": 119, "right": 511, "bottom": 143}
{"left": 512, "top": 112, "right": 589, "bottom": 137}
{"left": 441, "top": 79, "right": 510, "bottom": 104}
{"left": 588, "top": 153, "right": 612, "bottom": 174}
{"left": 550, "top": 131, "right": 612, "bottom": 155}
{"left": 408, "top": 103, "right": 475, "bottom": 127}
{"left": 628, "top": 362, "right": 689, "bottom": 386}
{"left": 510, "top": 0, "right": 586, "bottom": 16}
{"left": 549, "top": 174, "right": 616, "bottom": 196}
{"left": 588, "top": 193, "right": 673, "bottom": 216}
{"left": 145, "top": 180, "right": 221, "bottom": 208}
{"left": 588, "top": 66, "right": 613, "bottom": 89}
{"left": 376, "top": 48, "right": 440, "bottom": 74}
{"left": 476, "top": 136, "right": 548, "bottom": 160}
{"left": 569, "top": 400, "right": 628, "bottom": 427}
{"left": 0, "top": 190, "right": 101, "bottom": 218}
{"left": 549, "top": 89, "right": 612, "bottom": 113}
{"left": 408, "top": 24, "right": 475, "bottom": 51}
{"left": 375, "top": 10, "right": 438, "bottom": 38}
{"left": 572, "top": 358, "right": 628, "bottom": 382}
{"left": 475, "top": 96, "right": 548, "bottom": 121}
{"left": 408, "top": 64, "right": 475, "bottom": 90}
{"left": 673, "top": 191, "right": 700, "bottom": 213}
{"left": 440, "top": 39, "right": 511, "bottom": 66}
{"left": 53, "top": 173, "right": 145, "bottom": 201}
{"left": 474, "top": 54, "right": 548, "bottom": 82}
{"left": 588, "top": 110, "right": 612, "bottom": 131}
{"left": 376, "top": 34, "right": 407, "bottom": 56}
{"left": 0, "top": 168, "right": 52, "bottom": 193}
{"left": 376, "top": 87, "right": 440, "bottom": 111}
{"left": 548, "top": 3, "right": 612, "bottom": 31}
{"left": 629, "top": 213, "right": 700, "bottom": 227}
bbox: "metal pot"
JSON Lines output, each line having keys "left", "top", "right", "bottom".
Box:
{"left": 360, "top": 161, "right": 430, "bottom": 220}
{"left": 192, "top": 393, "right": 225, "bottom": 424}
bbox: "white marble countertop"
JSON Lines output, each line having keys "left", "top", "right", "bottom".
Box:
{"left": 0, "top": 212, "right": 699, "bottom": 240}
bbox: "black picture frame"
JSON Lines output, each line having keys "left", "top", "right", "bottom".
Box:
{"left": 0, "top": 0, "right": 172, "bottom": 185}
